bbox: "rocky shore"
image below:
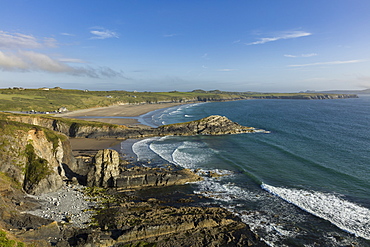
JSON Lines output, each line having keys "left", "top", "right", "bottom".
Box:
{"left": 0, "top": 112, "right": 269, "bottom": 246}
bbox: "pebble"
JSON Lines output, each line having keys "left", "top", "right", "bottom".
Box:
{"left": 26, "top": 184, "right": 95, "bottom": 228}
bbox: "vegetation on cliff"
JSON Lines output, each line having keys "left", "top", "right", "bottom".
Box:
{"left": 0, "top": 87, "right": 358, "bottom": 112}
{"left": 0, "top": 230, "right": 24, "bottom": 247}
{"left": 23, "top": 144, "right": 51, "bottom": 192}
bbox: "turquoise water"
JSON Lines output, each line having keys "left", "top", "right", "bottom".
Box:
{"left": 125, "top": 97, "right": 370, "bottom": 246}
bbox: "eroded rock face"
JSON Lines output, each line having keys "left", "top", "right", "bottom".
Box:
{"left": 0, "top": 122, "right": 76, "bottom": 195}
{"left": 23, "top": 129, "right": 65, "bottom": 195}
{"left": 87, "top": 149, "right": 120, "bottom": 187}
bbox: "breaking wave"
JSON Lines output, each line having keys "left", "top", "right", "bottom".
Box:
{"left": 261, "top": 183, "right": 370, "bottom": 240}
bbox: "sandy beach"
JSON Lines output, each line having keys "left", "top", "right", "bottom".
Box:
{"left": 58, "top": 102, "right": 184, "bottom": 126}
{"left": 62, "top": 102, "right": 186, "bottom": 152}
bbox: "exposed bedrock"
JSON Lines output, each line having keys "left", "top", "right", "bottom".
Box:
{"left": 0, "top": 121, "right": 77, "bottom": 195}
{"left": 87, "top": 149, "right": 120, "bottom": 187}
{"left": 86, "top": 149, "right": 201, "bottom": 189}
{"left": 7, "top": 114, "right": 266, "bottom": 139}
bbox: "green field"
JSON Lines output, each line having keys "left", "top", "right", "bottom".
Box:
{"left": 0, "top": 88, "right": 355, "bottom": 112}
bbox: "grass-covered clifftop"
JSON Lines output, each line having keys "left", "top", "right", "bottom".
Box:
{"left": 0, "top": 88, "right": 358, "bottom": 112}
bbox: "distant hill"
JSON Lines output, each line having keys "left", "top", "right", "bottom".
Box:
{"left": 314, "top": 89, "right": 370, "bottom": 94}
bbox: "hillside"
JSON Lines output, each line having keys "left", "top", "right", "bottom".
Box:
{"left": 0, "top": 87, "right": 358, "bottom": 112}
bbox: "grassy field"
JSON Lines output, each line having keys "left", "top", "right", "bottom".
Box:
{"left": 0, "top": 88, "right": 354, "bottom": 112}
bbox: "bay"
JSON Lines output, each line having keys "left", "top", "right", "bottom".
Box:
{"left": 123, "top": 96, "right": 370, "bottom": 246}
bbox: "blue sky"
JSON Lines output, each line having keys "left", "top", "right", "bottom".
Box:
{"left": 1, "top": 0, "right": 370, "bottom": 92}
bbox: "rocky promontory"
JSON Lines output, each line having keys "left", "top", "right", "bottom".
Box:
{"left": 156, "top": 115, "right": 264, "bottom": 136}
{"left": 4, "top": 113, "right": 267, "bottom": 138}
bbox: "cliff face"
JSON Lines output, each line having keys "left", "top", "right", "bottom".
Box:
{"left": 5, "top": 113, "right": 265, "bottom": 139}
{"left": 7, "top": 114, "right": 128, "bottom": 138}
{"left": 0, "top": 120, "right": 76, "bottom": 195}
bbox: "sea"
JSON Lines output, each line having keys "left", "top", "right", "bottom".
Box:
{"left": 120, "top": 96, "right": 370, "bottom": 246}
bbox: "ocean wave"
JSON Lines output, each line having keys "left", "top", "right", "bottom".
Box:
{"left": 149, "top": 138, "right": 217, "bottom": 168}
{"left": 194, "top": 177, "right": 260, "bottom": 202}
{"left": 261, "top": 183, "right": 370, "bottom": 240}
{"left": 132, "top": 137, "right": 161, "bottom": 161}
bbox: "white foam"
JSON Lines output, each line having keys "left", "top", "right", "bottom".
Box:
{"left": 132, "top": 137, "right": 161, "bottom": 161}
{"left": 148, "top": 137, "right": 181, "bottom": 165}
{"left": 261, "top": 183, "right": 370, "bottom": 240}
{"left": 148, "top": 138, "right": 217, "bottom": 168}
{"left": 194, "top": 177, "right": 259, "bottom": 202}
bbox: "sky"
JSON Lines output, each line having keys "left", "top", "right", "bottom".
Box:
{"left": 1, "top": 0, "right": 370, "bottom": 92}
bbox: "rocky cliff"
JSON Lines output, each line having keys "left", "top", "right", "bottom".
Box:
{"left": 4, "top": 113, "right": 266, "bottom": 139}
{"left": 6, "top": 113, "right": 128, "bottom": 138}
{"left": 0, "top": 120, "right": 76, "bottom": 195}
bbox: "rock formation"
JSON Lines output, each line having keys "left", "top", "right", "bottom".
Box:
{"left": 87, "top": 149, "right": 120, "bottom": 187}
{"left": 0, "top": 120, "right": 76, "bottom": 195}
{"left": 5, "top": 113, "right": 266, "bottom": 139}
{"left": 157, "top": 115, "right": 261, "bottom": 136}
{"left": 116, "top": 167, "right": 202, "bottom": 189}
{"left": 86, "top": 149, "right": 201, "bottom": 189}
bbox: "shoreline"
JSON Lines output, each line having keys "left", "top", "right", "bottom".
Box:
{"left": 67, "top": 102, "right": 190, "bottom": 155}
{"left": 57, "top": 102, "right": 186, "bottom": 127}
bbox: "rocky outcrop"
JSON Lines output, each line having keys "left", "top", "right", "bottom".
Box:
{"left": 156, "top": 115, "right": 262, "bottom": 136}
{"left": 93, "top": 193, "right": 269, "bottom": 247}
{"left": 0, "top": 120, "right": 76, "bottom": 195}
{"left": 86, "top": 149, "right": 201, "bottom": 189}
{"left": 4, "top": 113, "right": 266, "bottom": 139}
{"left": 116, "top": 167, "right": 202, "bottom": 189}
{"left": 87, "top": 149, "right": 120, "bottom": 187}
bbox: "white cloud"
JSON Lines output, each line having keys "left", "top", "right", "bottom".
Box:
{"left": 0, "top": 30, "right": 58, "bottom": 49}
{"left": 247, "top": 31, "right": 312, "bottom": 45}
{"left": 60, "top": 32, "right": 75, "bottom": 36}
{"left": 43, "top": 37, "right": 58, "bottom": 48}
{"left": 0, "top": 31, "right": 42, "bottom": 49}
{"left": 90, "top": 29, "right": 119, "bottom": 39}
{"left": 58, "top": 58, "right": 86, "bottom": 63}
{"left": 284, "top": 53, "right": 317, "bottom": 58}
{"left": 0, "top": 30, "right": 123, "bottom": 78}
{"left": 0, "top": 50, "right": 123, "bottom": 78}
{"left": 289, "top": 60, "right": 365, "bottom": 67}
{"left": 0, "top": 51, "right": 28, "bottom": 70}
